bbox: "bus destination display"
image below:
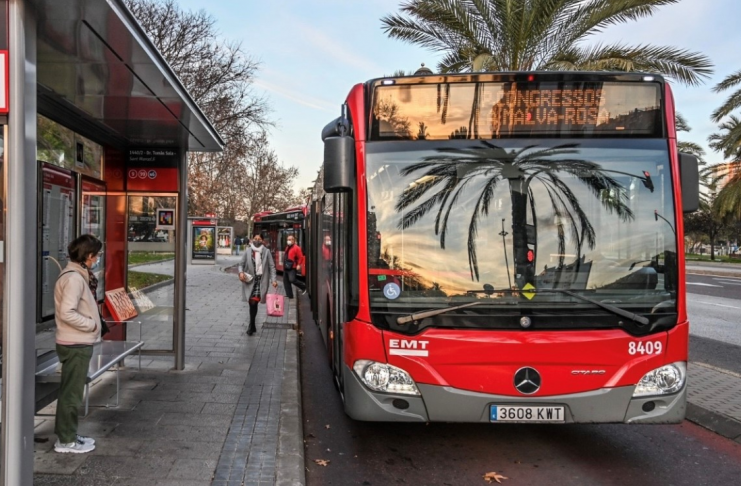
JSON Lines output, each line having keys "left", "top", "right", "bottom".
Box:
{"left": 372, "top": 81, "right": 662, "bottom": 140}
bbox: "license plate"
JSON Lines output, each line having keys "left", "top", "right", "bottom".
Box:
{"left": 490, "top": 405, "right": 565, "bottom": 423}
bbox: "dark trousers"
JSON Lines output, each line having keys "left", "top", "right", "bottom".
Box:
{"left": 283, "top": 268, "right": 306, "bottom": 299}
{"left": 248, "top": 300, "right": 259, "bottom": 331}
{"left": 54, "top": 344, "right": 93, "bottom": 443}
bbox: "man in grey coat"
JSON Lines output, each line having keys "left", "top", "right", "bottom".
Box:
{"left": 238, "top": 233, "right": 278, "bottom": 335}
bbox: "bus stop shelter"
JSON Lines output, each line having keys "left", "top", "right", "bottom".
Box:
{"left": 0, "top": 0, "right": 224, "bottom": 483}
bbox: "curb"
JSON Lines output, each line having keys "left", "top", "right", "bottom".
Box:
{"left": 686, "top": 402, "right": 741, "bottom": 444}
{"left": 276, "top": 297, "right": 306, "bottom": 486}
{"left": 140, "top": 278, "right": 174, "bottom": 294}
{"left": 686, "top": 270, "right": 741, "bottom": 278}
{"left": 127, "top": 258, "right": 175, "bottom": 269}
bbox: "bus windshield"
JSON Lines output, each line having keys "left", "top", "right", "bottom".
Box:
{"left": 365, "top": 139, "right": 678, "bottom": 332}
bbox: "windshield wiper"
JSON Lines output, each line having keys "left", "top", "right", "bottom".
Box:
{"left": 397, "top": 302, "right": 483, "bottom": 325}
{"left": 533, "top": 289, "right": 649, "bottom": 325}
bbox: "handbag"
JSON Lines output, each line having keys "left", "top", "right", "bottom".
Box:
{"left": 284, "top": 247, "right": 295, "bottom": 270}
{"left": 266, "top": 290, "right": 285, "bottom": 317}
{"left": 99, "top": 315, "right": 111, "bottom": 336}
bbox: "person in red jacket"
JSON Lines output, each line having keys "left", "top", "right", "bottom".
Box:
{"left": 283, "top": 234, "right": 307, "bottom": 299}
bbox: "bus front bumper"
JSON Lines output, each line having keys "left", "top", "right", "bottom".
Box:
{"left": 342, "top": 365, "right": 686, "bottom": 423}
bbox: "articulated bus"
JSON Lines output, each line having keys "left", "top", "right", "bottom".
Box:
{"left": 307, "top": 71, "right": 700, "bottom": 423}
{"left": 252, "top": 206, "right": 308, "bottom": 276}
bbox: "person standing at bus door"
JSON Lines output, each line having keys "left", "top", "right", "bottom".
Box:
{"left": 239, "top": 233, "right": 278, "bottom": 335}
{"left": 283, "top": 234, "right": 307, "bottom": 299}
{"left": 53, "top": 234, "right": 102, "bottom": 454}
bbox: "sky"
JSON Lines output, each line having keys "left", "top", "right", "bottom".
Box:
{"left": 176, "top": 0, "right": 741, "bottom": 192}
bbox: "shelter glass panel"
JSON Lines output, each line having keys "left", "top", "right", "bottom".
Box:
{"left": 37, "top": 115, "right": 103, "bottom": 179}
{"left": 82, "top": 179, "right": 106, "bottom": 302}
{"left": 127, "top": 195, "right": 177, "bottom": 351}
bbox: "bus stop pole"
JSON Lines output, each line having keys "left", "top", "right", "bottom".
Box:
{"left": 1, "top": 1, "right": 37, "bottom": 484}
{"left": 174, "top": 151, "right": 188, "bottom": 370}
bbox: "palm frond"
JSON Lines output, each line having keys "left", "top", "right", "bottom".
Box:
{"left": 713, "top": 69, "right": 741, "bottom": 92}
{"left": 713, "top": 175, "right": 741, "bottom": 219}
{"left": 545, "top": 42, "right": 713, "bottom": 86}
{"left": 711, "top": 90, "right": 741, "bottom": 123}
{"left": 708, "top": 115, "right": 741, "bottom": 160}
{"left": 675, "top": 112, "right": 690, "bottom": 132}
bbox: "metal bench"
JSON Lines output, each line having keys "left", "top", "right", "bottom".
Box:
{"left": 35, "top": 340, "right": 144, "bottom": 416}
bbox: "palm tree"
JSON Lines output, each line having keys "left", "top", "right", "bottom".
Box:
{"left": 381, "top": 0, "right": 712, "bottom": 84}
{"left": 708, "top": 69, "right": 741, "bottom": 219}
{"left": 676, "top": 113, "right": 706, "bottom": 165}
{"left": 394, "top": 142, "right": 635, "bottom": 286}
{"left": 708, "top": 115, "right": 741, "bottom": 161}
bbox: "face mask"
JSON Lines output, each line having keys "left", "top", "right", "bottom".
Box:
{"left": 287, "top": 241, "right": 294, "bottom": 246}
{"left": 325, "top": 241, "right": 331, "bottom": 247}
{"left": 90, "top": 259, "right": 100, "bottom": 271}
{"left": 253, "top": 240, "right": 263, "bottom": 247}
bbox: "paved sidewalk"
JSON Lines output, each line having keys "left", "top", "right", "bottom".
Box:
{"left": 687, "top": 362, "right": 741, "bottom": 444}
{"left": 33, "top": 255, "right": 305, "bottom": 485}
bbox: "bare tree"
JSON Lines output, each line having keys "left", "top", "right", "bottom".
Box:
{"left": 125, "top": 0, "right": 301, "bottom": 220}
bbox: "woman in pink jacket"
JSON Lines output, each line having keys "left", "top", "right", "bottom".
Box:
{"left": 53, "top": 234, "right": 103, "bottom": 454}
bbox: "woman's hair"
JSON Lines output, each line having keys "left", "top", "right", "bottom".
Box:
{"left": 252, "top": 232, "right": 262, "bottom": 239}
{"left": 68, "top": 234, "right": 103, "bottom": 263}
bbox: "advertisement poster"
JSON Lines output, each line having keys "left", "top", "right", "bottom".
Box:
{"left": 192, "top": 226, "right": 216, "bottom": 260}
{"left": 156, "top": 208, "right": 175, "bottom": 230}
{"left": 217, "top": 227, "right": 233, "bottom": 255}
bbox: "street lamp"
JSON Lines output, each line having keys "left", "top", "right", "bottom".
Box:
{"left": 654, "top": 210, "right": 676, "bottom": 235}
{"left": 499, "top": 219, "right": 513, "bottom": 290}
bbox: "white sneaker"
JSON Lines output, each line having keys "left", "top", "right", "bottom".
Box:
{"left": 54, "top": 439, "right": 95, "bottom": 454}
{"left": 76, "top": 434, "right": 95, "bottom": 446}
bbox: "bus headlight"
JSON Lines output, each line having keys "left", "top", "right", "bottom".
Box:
{"left": 633, "top": 362, "right": 686, "bottom": 397}
{"left": 353, "top": 360, "right": 420, "bottom": 395}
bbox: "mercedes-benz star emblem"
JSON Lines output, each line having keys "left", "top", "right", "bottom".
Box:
{"left": 514, "top": 367, "right": 541, "bottom": 395}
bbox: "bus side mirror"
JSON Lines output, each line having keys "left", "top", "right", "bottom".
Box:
{"left": 324, "top": 136, "right": 355, "bottom": 193}
{"left": 679, "top": 152, "right": 699, "bottom": 213}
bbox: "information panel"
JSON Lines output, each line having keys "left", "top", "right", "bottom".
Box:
{"left": 41, "top": 164, "right": 76, "bottom": 319}
{"left": 127, "top": 148, "right": 179, "bottom": 192}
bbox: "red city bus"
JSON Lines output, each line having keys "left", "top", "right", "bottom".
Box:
{"left": 307, "top": 72, "right": 700, "bottom": 423}
{"left": 252, "top": 206, "right": 308, "bottom": 276}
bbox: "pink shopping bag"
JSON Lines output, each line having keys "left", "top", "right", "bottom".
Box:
{"left": 266, "top": 292, "right": 285, "bottom": 317}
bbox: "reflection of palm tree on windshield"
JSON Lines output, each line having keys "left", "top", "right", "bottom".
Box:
{"left": 395, "top": 142, "right": 635, "bottom": 287}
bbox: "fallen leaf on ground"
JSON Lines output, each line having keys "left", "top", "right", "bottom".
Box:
{"left": 325, "top": 424, "right": 331, "bottom": 429}
{"left": 483, "top": 471, "right": 508, "bottom": 483}
{"left": 314, "top": 459, "right": 330, "bottom": 467}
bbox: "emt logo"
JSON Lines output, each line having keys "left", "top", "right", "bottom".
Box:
{"left": 388, "top": 339, "right": 429, "bottom": 357}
